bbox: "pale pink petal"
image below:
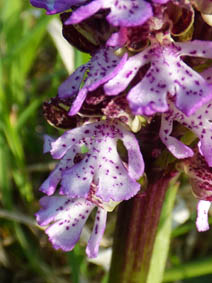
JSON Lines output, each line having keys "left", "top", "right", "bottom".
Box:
{"left": 58, "top": 65, "right": 87, "bottom": 99}
{"left": 65, "top": 0, "right": 102, "bottom": 25}
{"left": 60, "top": 157, "right": 94, "bottom": 198}
{"left": 106, "top": 27, "right": 128, "bottom": 47}
{"left": 40, "top": 150, "right": 74, "bottom": 195}
{"left": 104, "top": 0, "right": 152, "bottom": 27}
{"left": 121, "top": 127, "right": 144, "bottom": 179}
{"left": 66, "top": 0, "right": 153, "bottom": 27}
{"left": 104, "top": 51, "right": 148, "bottom": 95}
{"left": 43, "top": 135, "right": 55, "bottom": 153}
{"left": 66, "top": 48, "right": 128, "bottom": 115}
{"left": 86, "top": 208, "right": 107, "bottom": 258}
{"left": 196, "top": 200, "right": 211, "bottom": 232}
{"left": 159, "top": 110, "right": 194, "bottom": 159}
{"left": 36, "top": 197, "right": 95, "bottom": 251}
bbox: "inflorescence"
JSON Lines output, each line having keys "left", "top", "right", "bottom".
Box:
{"left": 30, "top": 0, "right": 212, "bottom": 257}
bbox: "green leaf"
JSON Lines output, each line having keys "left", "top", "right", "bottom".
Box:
{"left": 0, "top": 0, "right": 22, "bottom": 21}
{"left": 16, "top": 97, "right": 43, "bottom": 131}
{"left": 14, "top": 223, "right": 52, "bottom": 278}
{"left": 74, "top": 49, "right": 91, "bottom": 68}
{"left": 163, "top": 257, "right": 212, "bottom": 282}
{"left": 0, "top": 135, "right": 13, "bottom": 208}
{"left": 67, "top": 245, "right": 85, "bottom": 283}
{"left": 147, "top": 181, "right": 179, "bottom": 283}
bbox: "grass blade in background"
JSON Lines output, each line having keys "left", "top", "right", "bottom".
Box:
{"left": 147, "top": 181, "right": 179, "bottom": 283}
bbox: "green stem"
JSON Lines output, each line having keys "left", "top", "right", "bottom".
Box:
{"left": 108, "top": 171, "right": 177, "bottom": 283}
{"left": 147, "top": 181, "right": 179, "bottom": 283}
{"left": 163, "top": 257, "right": 212, "bottom": 282}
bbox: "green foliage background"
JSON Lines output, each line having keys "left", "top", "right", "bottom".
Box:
{"left": 1, "top": 1, "right": 212, "bottom": 282}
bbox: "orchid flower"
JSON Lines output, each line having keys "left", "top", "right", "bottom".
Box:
{"left": 41, "top": 120, "right": 144, "bottom": 202}
{"left": 37, "top": 119, "right": 144, "bottom": 256}
{"left": 58, "top": 47, "right": 128, "bottom": 116}
{"left": 30, "top": 0, "right": 212, "bottom": 266}
{"left": 104, "top": 41, "right": 212, "bottom": 116}
{"left": 182, "top": 150, "right": 212, "bottom": 232}
{"left": 159, "top": 67, "right": 212, "bottom": 166}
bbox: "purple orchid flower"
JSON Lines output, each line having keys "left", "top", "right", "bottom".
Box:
{"left": 36, "top": 194, "right": 110, "bottom": 257}
{"left": 104, "top": 41, "right": 212, "bottom": 116}
{"left": 159, "top": 67, "right": 212, "bottom": 167}
{"left": 182, "top": 150, "right": 212, "bottom": 232}
{"left": 40, "top": 120, "right": 144, "bottom": 202}
{"left": 58, "top": 47, "right": 128, "bottom": 116}
{"left": 30, "top": 0, "right": 155, "bottom": 28}
{"left": 37, "top": 119, "right": 144, "bottom": 257}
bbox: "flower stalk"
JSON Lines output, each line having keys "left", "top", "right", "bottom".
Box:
{"left": 108, "top": 170, "right": 178, "bottom": 283}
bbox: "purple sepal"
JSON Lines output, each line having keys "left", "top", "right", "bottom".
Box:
{"left": 65, "top": 0, "right": 102, "bottom": 25}
{"left": 65, "top": 0, "right": 153, "bottom": 28}
{"left": 30, "top": 0, "right": 87, "bottom": 14}
{"left": 86, "top": 208, "right": 107, "bottom": 258}
{"left": 43, "top": 135, "right": 55, "bottom": 153}
{"left": 106, "top": 27, "right": 128, "bottom": 47}
{"left": 152, "top": 0, "right": 170, "bottom": 3}
{"left": 58, "top": 65, "right": 87, "bottom": 99}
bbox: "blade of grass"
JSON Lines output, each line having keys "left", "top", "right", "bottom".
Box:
{"left": 147, "top": 181, "right": 179, "bottom": 283}
{"left": 14, "top": 222, "right": 53, "bottom": 280}
{"left": 16, "top": 97, "right": 43, "bottom": 131}
{"left": 0, "top": 135, "right": 13, "bottom": 209}
{"left": 0, "top": 0, "right": 22, "bottom": 21}
{"left": 163, "top": 257, "right": 212, "bottom": 282}
{"left": 4, "top": 14, "right": 51, "bottom": 64}
{"left": 74, "top": 49, "right": 90, "bottom": 68}
{"left": 67, "top": 245, "right": 85, "bottom": 283}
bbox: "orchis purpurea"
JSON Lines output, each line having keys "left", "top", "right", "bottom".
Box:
{"left": 31, "top": 0, "right": 212, "bottom": 267}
